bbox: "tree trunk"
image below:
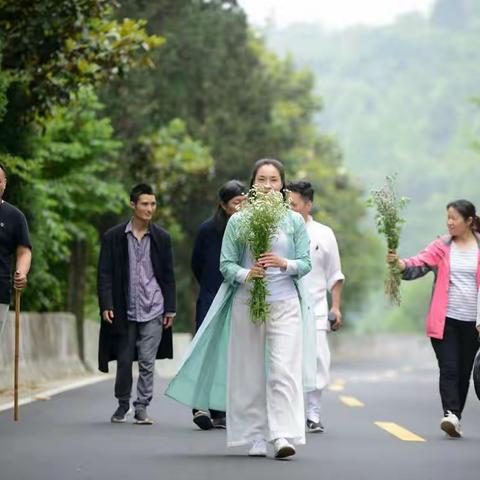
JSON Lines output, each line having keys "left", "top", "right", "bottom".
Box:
{"left": 67, "top": 239, "right": 88, "bottom": 364}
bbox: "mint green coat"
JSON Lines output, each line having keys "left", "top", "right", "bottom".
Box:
{"left": 165, "top": 209, "right": 317, "bottom": 411}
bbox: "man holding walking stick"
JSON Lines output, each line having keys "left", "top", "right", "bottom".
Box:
{"left": 0, "top": 163, "right": 31, "bottom": 420}
{"left": 0, "top": 163, "right": 32, "bottom": 334}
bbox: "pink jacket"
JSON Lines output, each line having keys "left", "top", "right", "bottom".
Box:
{"left": 402, "top": 234, "right": 480, "bottom": 339}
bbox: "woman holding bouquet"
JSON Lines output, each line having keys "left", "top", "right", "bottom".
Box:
{"left": 166, "top": 159, "right": 315, "bottom": 459}
{"left": 387, "top": 199, "right": 480, "bottom": 438}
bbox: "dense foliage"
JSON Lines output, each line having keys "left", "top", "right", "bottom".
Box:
{"left": 267, "top": 0, "right": 480, "bottom": 330}
{"left": 0, "top": 0, "right": 382, "bottom": 344}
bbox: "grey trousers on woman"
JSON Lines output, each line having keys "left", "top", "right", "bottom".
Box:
{"left": 114, "top": 316, "right": 163, "bottom": 409}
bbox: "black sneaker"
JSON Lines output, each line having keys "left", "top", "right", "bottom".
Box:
{"left": 134, "top": 407, "right": 153, "bottom": 425}
{"left": 111, "top": 405, "right": 132, "bottom": 423}
{"left": 306, "top": 419, "right": 325, "bottom": 433}
{"left": 211, "top": 416, "right": 227, "bottom": 429}
{"left": 193, "top": 410, "right": 213, "bottom": 430}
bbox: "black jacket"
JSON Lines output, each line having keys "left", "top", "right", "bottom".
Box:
{"left": 97, "top": 222, "right": 176, "bottom": 373}
{"left": 191, "top": 218, "right": 224, "bottom": 330}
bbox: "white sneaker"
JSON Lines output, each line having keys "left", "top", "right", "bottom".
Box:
{"left": 273, "top": 438, "right": 296, "bottom": 459}
{"left": 440, "top": 411, "right": 462, "bottom": 438}
{"left": 248, "top": 439, "right": 267, "bottom": 457}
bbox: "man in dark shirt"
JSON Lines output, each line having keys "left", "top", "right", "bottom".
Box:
{"left": 97, "top": 184, "right": 176, "bottom": 425}
{"left": 0, "top": 163, "right": 32, "bottom": 332}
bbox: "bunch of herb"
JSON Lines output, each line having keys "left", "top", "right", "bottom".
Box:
{"left": 367, "top": 175, "right": 409, "bottom": 305}
{"left": 236, "top": 186, "right": 290, "bottom": 324}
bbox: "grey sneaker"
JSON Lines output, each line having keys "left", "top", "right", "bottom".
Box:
{"left": 306, "top": 419, "right": 325, "bottom": 433}
{"left": 111, "top": 405, "right": 132, "bottom": 423}
{"left": 134, "top": 407, "right": 153, "bottom": 425}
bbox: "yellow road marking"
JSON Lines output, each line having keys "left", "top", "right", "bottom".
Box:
{"left": 328, "top": 384, "right": 345, "bottom": 392}
{"left": 375, "top": 422, "right": 426, "bottom": 442}
{"left": 339, "top": 395, "right": 364, "bottom": 407}
{"left": 329, "top": 378, "right": 346, "bottom": 391}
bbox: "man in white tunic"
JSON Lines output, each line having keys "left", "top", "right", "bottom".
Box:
{"left": 288, "top": 181, "right": 345, "bottom": 433}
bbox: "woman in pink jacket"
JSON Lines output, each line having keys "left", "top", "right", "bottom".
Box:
{"left": 388, "top": 199, "right": 480, "bottom": 438}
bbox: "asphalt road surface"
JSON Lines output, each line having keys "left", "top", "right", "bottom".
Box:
{"left": 1, "top": 356, "right": 479, "bottom": 480}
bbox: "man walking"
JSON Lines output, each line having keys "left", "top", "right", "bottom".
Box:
{"left": 288, "top": 180, "right": 345, "bottom": 433}
{"left": 0, "top": 163, "right": 32, "bottom": 333}
{"left": 97, "top": 184, "right": 176, "bottom": 425}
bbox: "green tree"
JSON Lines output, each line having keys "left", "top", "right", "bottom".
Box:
{"left": 99, "top": 0, "right": 382, "bottom": 327}
{"left": 2, "top": 87, "right": 125, "bottom": 357}
{"left": 131, "top": 118, "right": 214, "bottom": 330}
{"left": 0, "top": 0, "right": 164, "bottom": 353}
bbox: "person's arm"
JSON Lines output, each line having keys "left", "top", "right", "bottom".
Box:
{"left": 191, "top": 226, "right": 205, "bottom": 284}
{"left": 97, "top": 234, "right": 114, "bottom": 324}
{"left": 387, "top": 250, "right": 434, "bottom": 280}
{"left": 257, "top": 212, "right": 311, "bottom": 277}
{"left": 220, "top": 214, "right": 264, "bottom": 285}
{"left": 14, "top": 246, "right": 31, "bottom": 290}
{"left": 13, "top": 212, "right": 32, "bottom": 290}
{"left": 386, "top": 239, "right": 442, "bottom": 280}
{"left": 161, "top": 232, "right": 176, "bottom": 328}
{"left": 325, "top": 229, "right": 345, "bottom": 329}
{"left": 477, "top": 288, "right": 480, "bottom": 335}
{"left": 330, "top": 280, "right": 344, "bottom": 330}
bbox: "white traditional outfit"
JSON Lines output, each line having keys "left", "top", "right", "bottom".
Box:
{"left": 304, "top": 216, "right": 344, "bottom": 424}
{"left": 166, "top": 209, "right": 316, "bottom": 448}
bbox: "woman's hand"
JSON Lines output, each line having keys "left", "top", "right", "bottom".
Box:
{"left": 476, "top": 325, "right": 480, "bottom": 335}
{"left": 258, "top": 252, "right": 288, "bottom": 270}
{"left": 386, "top": 250, "right": 406, "bottom": 272}
{"left": 247, "top": 263, "right": 265, "bottom": 282}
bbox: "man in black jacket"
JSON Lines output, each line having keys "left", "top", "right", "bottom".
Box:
{"left": 97, "top": 184, "right": 176, "bottom": 425}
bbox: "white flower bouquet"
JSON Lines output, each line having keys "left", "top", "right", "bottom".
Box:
{"left": 236, "top": 186, "right": 289, "bottom": 324}
{"left": 367, "top": 175, "right": 409, "bottom": 305}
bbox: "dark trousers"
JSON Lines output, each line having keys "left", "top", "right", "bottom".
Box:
{"left": 115, "top": 317, "right": 163, "bottom": 409}
{"left": 192, "top": 298, "right": 225, "bottom": 420}
{"left": 431, "top": 317, "right": 479, "bottom": 419}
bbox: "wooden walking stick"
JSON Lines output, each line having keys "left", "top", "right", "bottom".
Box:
{"left": 14, "top": 288, "right": 21, "bottom": 421}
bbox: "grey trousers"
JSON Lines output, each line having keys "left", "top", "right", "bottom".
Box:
{"left": 0, "top": 304, "right": 8, "bottom": 338}
{"left": 115, "top": 316, "right": 163, "bottom": 408}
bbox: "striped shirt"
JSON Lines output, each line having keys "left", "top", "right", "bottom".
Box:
{"left": 125, "top": 221, "right": 165, "bottom": 323}
{"left": 446, "top": 242, "right": 478, "bottom": 322}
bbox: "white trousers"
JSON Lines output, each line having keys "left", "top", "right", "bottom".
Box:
{"left": 0, "top": 304, "right": 8, "bottom": 338}
{"left": 227, "top": 294, "right": 305, "bottom": 447}
{"left": 306, "top": 329, "right": 331, "bottom": 423}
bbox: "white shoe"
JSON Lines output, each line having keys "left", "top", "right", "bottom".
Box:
{"left": 248, "top": 439, "right": 267, "bottom": 457}
{"left": 440, "top": 411, "right": 462, "bottom": 438}
{"left": 273, "top": 438, "right": 296, "bottom": 459}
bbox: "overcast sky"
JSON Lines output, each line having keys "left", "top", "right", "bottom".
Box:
{"left": 238, "top": 0, "right": 435, "bottom": 29}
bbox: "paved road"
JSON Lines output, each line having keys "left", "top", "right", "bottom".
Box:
{"left": 1, "top": 356, "right": 479, "bottom": 480}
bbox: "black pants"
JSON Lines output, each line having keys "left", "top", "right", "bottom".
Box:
{"left": 431, "top": 317, "right": 479, "bottom": 419}
{"left": 192, "top": 303, "right": 225, "bottom": 420}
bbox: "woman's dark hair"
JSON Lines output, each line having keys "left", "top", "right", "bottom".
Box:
{"left": 249, "top": 158, "right": 287, "bottom": 199}
{"left": 213, "top": 179, "right": 245, "bottom": 233}
{"left": 0, "top": 163, "right": 7, "bottom": 177}
{"left": 447, "top": 199, "right": 480, "bottom": 233}
{"left": 286, "top": 180, "right": 314, "bottom": 202}
{"left": 130, "top": 183, "right": 155, "bottom": 204}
